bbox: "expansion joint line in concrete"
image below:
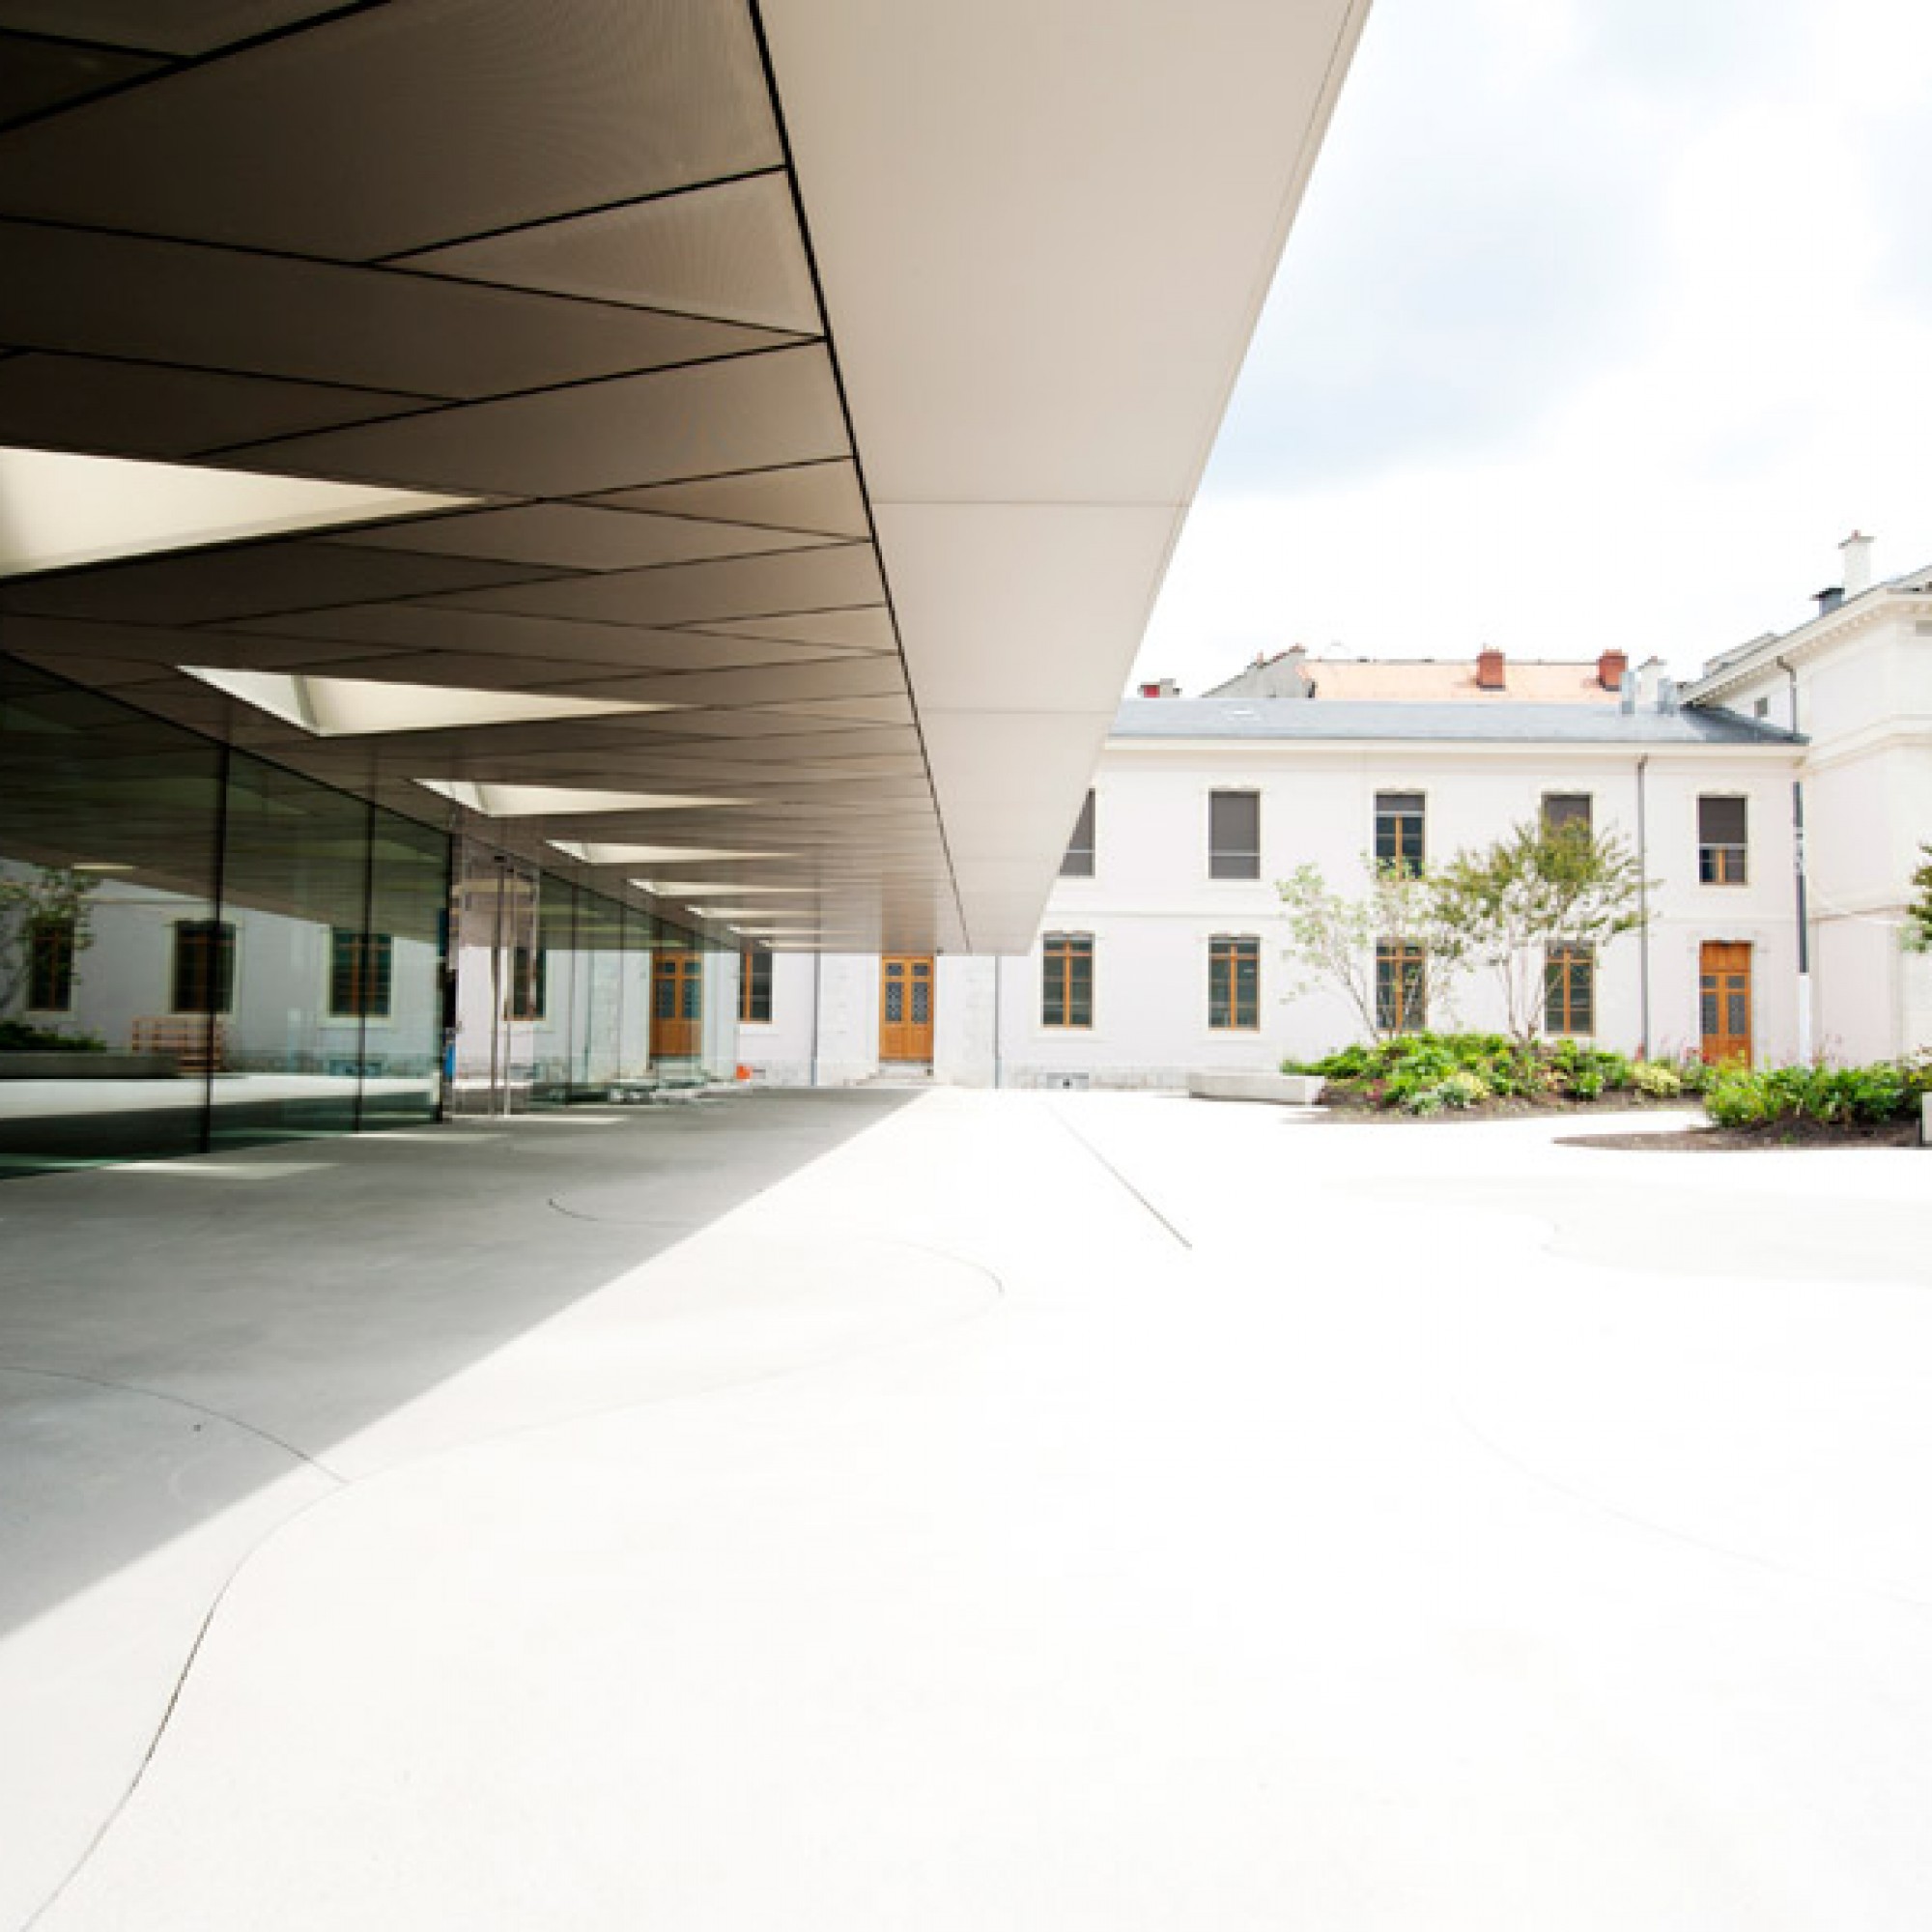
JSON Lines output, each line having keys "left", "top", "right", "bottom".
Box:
{"left": 1041, "top": 1105, "right": 1194, "bottom": 1250}
{"left": 9, "top": 1229, "right": 1013, "bottom": 1927}
{"left": 14, "top": 1470, "right": 352, "bottom": 1931}
{"left": 0, "top": 1363, "right": 346, "bottom": 1484}
{"left": 1446, "top": 1392, "right": 1932, "bottom": 1622}
{"left": 2, "top": 1366, "right": 346, "bottom": 1929}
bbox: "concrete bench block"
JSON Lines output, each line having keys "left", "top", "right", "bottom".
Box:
{"left": 1187, "top": 1070, "right": 1325, "bottom": 1105}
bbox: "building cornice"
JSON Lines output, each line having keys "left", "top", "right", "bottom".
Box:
{"left": 1686, "top": 588, "right": 1932, "bottom": 703}
{"left": 1793, "top": 716, "right": 1932, "bottom": 775}
{"left": 1105, "top": 735, "right": 1801, "bottom": 764}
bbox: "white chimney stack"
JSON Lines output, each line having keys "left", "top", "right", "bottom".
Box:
{"left": 1840, "top": 529, "right": 1873, "bottom": 598}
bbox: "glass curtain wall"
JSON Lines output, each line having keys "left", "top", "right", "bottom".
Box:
{"left": 1, "top": 654, "right": 741, "bottom": 1168}
{"left": 525, "top": 884, "right": 729, "bottom": 1103}
{"left": 0, "top": 654, "right": 447, "bottom": 1174}
{"left": 0, "top": 656, "right": 225, "bottom": 1173}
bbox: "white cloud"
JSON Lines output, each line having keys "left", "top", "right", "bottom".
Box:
{"left": 1141, "top": 0, "right": 1932, "bottom": 693}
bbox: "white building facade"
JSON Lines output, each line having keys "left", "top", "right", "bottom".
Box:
{"left": 1684, "top": 535, "right": 1932, "bottom": 1065}
{"left": 737, "top": 696, "right": 1813, "bottom": 1086}
{"left": 740, "top": 540, "right": 1930, "bottom": 1090}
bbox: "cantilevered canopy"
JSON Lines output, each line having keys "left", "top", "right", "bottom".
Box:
{"left": 0, "top": 0, "right": 1367, "bottom": 952}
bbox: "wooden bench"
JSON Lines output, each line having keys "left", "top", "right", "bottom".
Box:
{"left": 129, "top": 1017, "right": 228, "bottom": 1075}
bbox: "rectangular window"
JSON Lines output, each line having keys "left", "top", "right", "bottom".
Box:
{"left": 328, "top": 929, "right": 393, "bottom": 1018}
{"left": 1060, "top": 790, "right": 1096, "bottom": 878}
{"left": 1208, "top": 791, "right": 1260, "bottom": 879}
{"left": 1697, "top": 795, "right": 1747, "bottom": 884}
{"left": 505, "top": 944, "right": 546, "bottom": 1021}
{"left": 1375, "top": 791, "right": 1425, "bottom": 875}
{"left": 1208, "top": 936, "right": 1260, "bottom": 1031}
{"left": 171, "top": 920, "right": 235, "bottom": 1013}
{"left": 1041, "top": 933, "right": 1093, "bottom": 1029}
{"left": 1545, "top": 944, "right": 1595, "bottom": 1036}
{"left": 27, "top": 919, "right": 75, "bottom": 1011}
{"left": 1542, "top": 793, "right": 1592, "bottom": 833}
{"left": 739, "top": 948, "right": 773, "bottom": 1024}
{"left": 1375, "top": 940, "right": 1426, "bottom": 1034}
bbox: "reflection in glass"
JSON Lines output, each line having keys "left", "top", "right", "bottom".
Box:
{"left": 0, "top": 656, "right": 223, "bottom": 1174}
{"left": 0, "top": 654, "right": 452, "bottom": 1171}
{"left": 0, "top": 650, "right": 750, "bottom": 1164}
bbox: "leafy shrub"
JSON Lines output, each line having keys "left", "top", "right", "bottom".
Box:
{"left": 1704, "top": 1058, "right": 1927, "bottom": 1129}
{"left": 1632, "top": 1061, "right": 1683, "bottom": 1097}
{"left": 1672, "top": 1055, "right": 1717, "bottom": 1094}
{"left": 1704, "top": 1067, "right": 1773, "bottom": 1127}
{"left": 1290, "top": 1031, "right": 1641, "bottom": 1113}
{"left": 1419, "top": 1069, "right": 1490, "bottom": 1111}
{"left": 0, "top": 1019, "right": 106, "bottom": 1053}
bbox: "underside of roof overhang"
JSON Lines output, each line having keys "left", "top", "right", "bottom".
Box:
{"left": 0, "top": 0, "right": 1367, "bottom": 953}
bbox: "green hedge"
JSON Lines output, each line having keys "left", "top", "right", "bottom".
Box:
{"left": 1283, "top": 1031, "right": 1693, "bottom": 1116}
{"left": 0, "top": 1019, "right": 106, "bottom": 1053}
{"left": 1703, "top": 1059, "right": 1932, "bottom": 1128}
{"left": 1283, "top": 1032, "right": 1931, "bottom": 1126}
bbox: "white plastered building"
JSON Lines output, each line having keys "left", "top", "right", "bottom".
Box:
{"left": 739, "top": 538, "right": 1932, "bottom": 1086}
{"left": 1683, "top": 533, "right": 1932, "bottom": 1064}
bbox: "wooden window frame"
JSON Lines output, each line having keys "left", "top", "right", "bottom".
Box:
{"left": 1697, "top": 795, "right": 1748, "bottom": 885}
{"left": 1041, "top": 933, "right": 1094, "bottom": 1030}
{"left": 1208, "top": 935, "right": 1260, "bottom": 1031}
{"left": 327, "top": 928, "right": 394, "bottom": 1019}
{"left": 739, "top": 948, "right": 773, "bottom": 1025}
{"left": 1544, "top": 943, "right": 1595, "bottom": 1037}
{"left": 1375, "top": 791, "right": 1426, "bottom": 877}
{"left": 1375, "top": 939, "right": 1427, "bottom": 1034}
{"left": 504, "top": 944, "right": 546, "bottom": 1022}
{"left": 26, "top": 918, "right": 76, "bottom": 1012}
{"left": 171, "top": 919, "right": 236, "bottom": 1015}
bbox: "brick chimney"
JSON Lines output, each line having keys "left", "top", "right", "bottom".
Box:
{"left": 1137, "top": 677, "right": 1179, "bottom": 698}
{"left": 1475, "top": 647, "right": 1506, "bottom": 691}
{"left": 1597, "top": 648, "right": 1628, "bottom": 692}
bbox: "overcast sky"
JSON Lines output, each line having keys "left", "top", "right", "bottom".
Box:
{"left": 1136, "top": 0, "right": 1932, "bottom": 695}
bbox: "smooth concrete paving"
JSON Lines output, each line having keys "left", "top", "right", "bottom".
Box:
{"left": 2, "top": 1090, "right": 1929, "bottom": 1928}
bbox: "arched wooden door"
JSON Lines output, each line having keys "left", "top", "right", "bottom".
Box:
{"left": 651, "top": 951, "right": 702, "bottom": 1059}
{"left": 1699, "top": 942, "right": 1752, "bottom": 1066}
{"left": 879, "top": 955, "right": 935, "bottom": 1063}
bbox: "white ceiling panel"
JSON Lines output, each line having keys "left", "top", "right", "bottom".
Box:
{"left": 765, "top": 0, "right": 1366, "bottom": 507}
{"left": 763, "top": 0, "right": 1368, "bottom": 947}
{"left": 873, "top": 501, "right": 1179, "bottom": 713}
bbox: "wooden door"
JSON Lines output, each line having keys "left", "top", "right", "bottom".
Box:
{"left": 879, "top": 954, "right": 935, "bottom": 1062}
{"left": 651, "top": 952, "right": 702, "bottom": 1059}
{"left": 1699, "top": 942, "right": 1752, "bottom": 1066}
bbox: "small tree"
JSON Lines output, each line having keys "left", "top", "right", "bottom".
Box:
{"left": 1429, "top": 820, "right": 1649, "bottom": 1041}
{"left": 1905, "top": 842, "right": 1932, "bottom": 953}
{"left": 0, "top": 867, "right": 99, "bottom": 1011}
{"left": 1277, "top": 857, "right": 1463, "bottom": 1040}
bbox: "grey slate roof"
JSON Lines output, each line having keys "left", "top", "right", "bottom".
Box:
{"left": 1111, "top": 697, "right": 1804, "bottom": 746}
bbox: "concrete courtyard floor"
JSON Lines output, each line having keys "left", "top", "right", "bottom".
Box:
{"left": 2, "top": 1087, "right": 1930, "bottom": 1928}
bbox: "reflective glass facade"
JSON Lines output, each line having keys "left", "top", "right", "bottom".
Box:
{"left": 1, "top": 656, "right": 734, "bottom": 1175}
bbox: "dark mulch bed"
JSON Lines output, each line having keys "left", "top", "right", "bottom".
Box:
{"left": 1563, "top": 1119, "right": 1921, "bottom": 1151}
{"left": 1310, "top": 1090, "right": 1689, "bottom": 1126}
{"left": 1311, "top": 1088, "right": 1922, "bottom": 1149}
